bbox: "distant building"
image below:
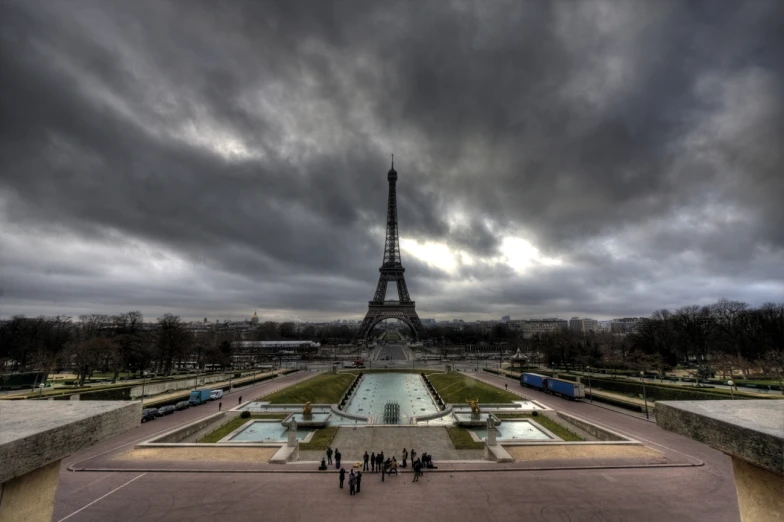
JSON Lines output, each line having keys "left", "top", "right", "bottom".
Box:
{"left": 569, "top": 317, "right": 599, "bottom": 335}
{"left": 250, "top": 311, "right": 259, "bottom": 325}
{"left": 521, "top": 318, "right": 568, "bottom": 338}
{"left": 422, "top": 318, "right": 436, "bottom": 325}
{"left": 501, "top": 315, "right": 510, "bottom": 323}
{"left": 611, "top": 317, "right": 642, "bottom": 334}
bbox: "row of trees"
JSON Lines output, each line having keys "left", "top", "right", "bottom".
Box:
{"left": 0, "top": 312, "right": 229, "bottom": 386}
{"left": 517, "top": 300, "right": 783, "bottom": 382}
{"left": 418, "top": 299, "right": 783, "bottom": 382}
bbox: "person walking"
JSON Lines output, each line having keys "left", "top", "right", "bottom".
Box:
{"left": 505, "top": 383, "right": 508, "bottom": 391}
{"left": 218, "top": 401, "right": 222, "bottom": 411}
{"left": 410, "top": 448, "right": 416, "bottom": 464}
{"left": 402, "top": 448, "right": 408, "bottom": 468}
{"left": 375, "top": 452, "right": 382, "bottom": 472}
{"left": 363, "top": 451, "right": 369, "bottom": 471}
{"left": 413, "top": 458, "right": 422, "bottom": 482}
{"left": 370, "top": 452, "right": 376, "bottom": 472}
{"left": 339, "top": 467, "right": 345, "bottom": 489}
{"left": 356, "top": 471, "right": 362, "bottom": 494}
{"left": 326, "top": 447, "right": 333, "bottom": 465}
{"left": 381, "top": 460, "right": 385, "bottom": 482}
{"left": 335, "top": 449, "right": 342, "bottom": 469}
{"left": 349, "top": 470, "right": 356, "bottom": 496}
{"left": 238, "top": 396, "right": 242, "bottom": 404}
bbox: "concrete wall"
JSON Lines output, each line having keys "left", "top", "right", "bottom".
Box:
{"left": 130, "top": 374, "right": 232, "bottom": 398}
{"left": 0, "top": 460, "right": 60, "bottom": 522}
{"left": 149, "top": 412, "right": 227, "bottom": 443}
{"left": 555, "top": 411, "right": 627, "bottom": 441}
{"left": 0, "top": 402, "right": 140, "bottom": 484}
{"left": 732, "top": 457, "right": 784, "bottom": 522}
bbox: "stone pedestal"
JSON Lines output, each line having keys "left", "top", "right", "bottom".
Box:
{"left": 0, "top": 401, "right": 139, "bottom": 522}
{"left": 287, "top": 419, "right": 297, "bottom": 448}
{"left": 656, "top": 400, "right": 784, "bottom": 522}
{"left": 486, "top": 428, "right": 497, "bottom": 446}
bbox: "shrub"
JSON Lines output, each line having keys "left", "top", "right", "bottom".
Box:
{"left": 241, "top": 410, "right": 251, "bottom": 419}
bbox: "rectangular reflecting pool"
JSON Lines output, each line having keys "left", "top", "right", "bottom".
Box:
{"left": 224, "top": 420, "right": 312, "bottom": 442}
{"left": 471, "top": 420, "right": 554, "bottom": 441}
{"left": 344, "top": 373, "right": 439, "bottom": 422}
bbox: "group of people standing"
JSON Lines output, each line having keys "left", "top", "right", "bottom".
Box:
{"left": 325, "top": 446, "right": 433, "bottom": 490}
{"left": 338, "top": 468, "right": 362, "bottom": 495}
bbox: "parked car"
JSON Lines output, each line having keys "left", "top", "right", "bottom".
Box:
{"left": 210, "top": 389, "right": 224, "bottom": 400}
{"left": 156, "top": 405, "right": 176, "bottom": 416}
{"left": 141, "top": 408, "right": 158, "bottom": 423}
{"left": 174, "top": 401, "right": 190, "bottom": 411}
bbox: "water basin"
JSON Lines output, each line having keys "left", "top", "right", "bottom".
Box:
{"left": 471, "top": 420, "right": 554, "bottom": 441}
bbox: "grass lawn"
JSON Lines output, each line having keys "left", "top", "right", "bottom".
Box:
{"left": 495, "top": 413, "right": 584, "bottom": 441}
{"left": 262, "top": 372, "right": 355, "bottom": 404}
{"left": 300, "top": 426, "right": 339, "bottom": 451}
{"left": 197, "top": 413, "right": 288, "bottom": 443}
{"left": 428, "top": 373, "right": 521, "bottom": 404}
{"left": 446, "top": 427, "right": 485, "bottom": 450}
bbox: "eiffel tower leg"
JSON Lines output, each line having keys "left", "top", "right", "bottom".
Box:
{"left": 396, "top": 277, "right": 411, "bottom": 303}
{"left": 357, "top": 309, "right": 381, "bottom": 340}
{"left": 405, "top": 312, "right": 427, "bottom": 340}
{"left": 372, "top": 277, "right": 388, "bottom": 304}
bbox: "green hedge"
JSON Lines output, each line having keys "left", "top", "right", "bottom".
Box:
{"left": 588, "top": 377, "right": 757, "bottom": 402}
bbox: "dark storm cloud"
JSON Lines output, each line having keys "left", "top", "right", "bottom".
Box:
{"left": 1, "top": 0, "right": 782, "bottom": 321}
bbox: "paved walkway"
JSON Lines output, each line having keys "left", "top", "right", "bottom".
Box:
{"left": 52, "top": 369, "right": 743, "bottom": 522}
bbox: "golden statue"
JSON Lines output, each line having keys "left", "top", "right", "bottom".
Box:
{"left": 465, "top": 398, "right": 481, "bottom": 415}
{"left": 303, "top": 401, "right": 312, "bottom": 418}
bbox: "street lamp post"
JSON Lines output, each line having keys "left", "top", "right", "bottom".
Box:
{"left": 141, "top": 371, "right": 148, "bottom": 408}
{"left": 728, "top": 380, "right": 735, "bottom": 400}
{"left": 640, "top": 371, "right": 649, "bottom": 419}
{"left": 39, "top": 383, "right": 45, "bottom": 400}
{"left": 586, "top": 366, "right": 592, "bottom": 403}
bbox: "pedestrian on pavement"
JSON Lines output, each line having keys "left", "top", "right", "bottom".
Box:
{"left": 363, "top": 451, "right": 369, "bottom": 471}
{"left": 335, "top": 449, "right": 342, "bottom": 469}
{"left": 326, "top": 447, "right": 333, "bottom": 465}
{"left": 218, "top": 402, "right": 222, "bottom": 411}
{"left": 377, "top": 452, "right": 384, "bottom": 472}
{"left": 410, "top": 448, "right": 416, "bottom": 464}
{"left": 413, "top": 459, "right": 422, "bottom": 482}
{"left": 238, "top": 396, "right": 242, "bottom": 404}
{"left": 339, "top": 468, "right": 345, "bottom": 489}
{"left": 381, "top": 460, "right": 385, "bottom": 482}
{"left": 356, "top": 471, "right": 362, "bottom": 494}
{"left": 402, "top": 448, "right": 408, "bottom": 468}
{"left": 370, "top": 452, "right": 376, "bottom": 472}
{"left": 349, "top": 470, "right": 356, "bottom": 495}
{"left": 505, "top": 383, "right": 508, "bottom": 391}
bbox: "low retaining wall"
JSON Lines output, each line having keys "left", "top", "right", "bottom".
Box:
{"left": 148, "top": 412, "right": 227, "bottom": 443}
{"left": 131, "top": 374, "right": 245, "bottom": 399}
{"left": 556, "top": 411, "right": 628, "bottom": 441}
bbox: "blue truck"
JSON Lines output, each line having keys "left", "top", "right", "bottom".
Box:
{"left": 189, "top": 389, "right": 212, "bottom": 406}
{"left": 520, "top": 372, "right": 586, "bottom": 401}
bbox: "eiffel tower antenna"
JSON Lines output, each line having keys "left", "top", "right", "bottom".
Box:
{"left": 356, "top": 159, "right": 427, "bottom": 341}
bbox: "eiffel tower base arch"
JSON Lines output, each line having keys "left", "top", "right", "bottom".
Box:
{"left": 356, "top": 303, "right": 427, "bottom": 341}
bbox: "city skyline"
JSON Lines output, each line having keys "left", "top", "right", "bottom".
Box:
{"left": 1, "top": 1, "right": 783, "bottom": 323}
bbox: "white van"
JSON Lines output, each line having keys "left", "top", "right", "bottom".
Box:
{"left": 210, "top": 389, "right": 224, "bottom": 400}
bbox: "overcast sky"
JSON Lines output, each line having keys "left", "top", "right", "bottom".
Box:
{"left": 1, "top": 0, "right": 782, "bottom": 324}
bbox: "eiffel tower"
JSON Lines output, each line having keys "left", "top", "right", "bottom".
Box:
{"left": 356, "top": 158, "right": 427, "bottom": 341}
